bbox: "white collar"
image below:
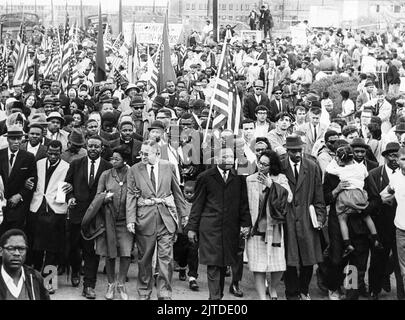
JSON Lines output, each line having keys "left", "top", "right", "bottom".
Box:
{"left": 8, "top": 148, "right": 19, "bottom": 157}
{"left": 1, "top": 265, "right": 25, "bottom": 299}
{"left": 289, "top": 158, "right": 301, "bottom": 171}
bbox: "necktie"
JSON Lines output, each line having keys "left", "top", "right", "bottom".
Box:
{"left": 9, "top": 152, "right": 15, "bottom": 167}
{"left": 313, "top": 125, "right": 317, "bottom": 141}
{"left": 294, "top": 163, "right": 299, "bottom": 181}
{"left": 89, "top": 160, "right": 95, "bottom": 187}
{"left": 392, "top": 169, "right": 397, "bottom": 174}
{"left": 222, "top": 170, "right": 228, "bottom": 183}
{"left": 277, "top": 100, "right": 281, "bottom": 112}
{"left": 150, "top": 165, "right": 156, "bottom": 192}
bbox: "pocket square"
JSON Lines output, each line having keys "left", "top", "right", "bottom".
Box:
{"left": 20, "top": 167, "right": 28, "bottom": 170}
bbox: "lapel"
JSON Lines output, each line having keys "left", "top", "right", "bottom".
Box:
{"left": 0, "top": 150, "right": 8, "bottom": 182}
{"left": 248, "top": 174, "right": 260, "bottom": 214}
{"left": 307, "top": 123, "right": 314, "bottom": 143}
{"left": 225, "top": 168, "right": 236, "bottom": 185}
{"left": 46, "top": 160, "right": 62, "bottom": 191}
{"left": 283, "top": 158, "right": 296, "bottom": 186}
{"left": 9, "top": 151, "right": 24, "bottom": 179}
{"left": 296, "top": 159, "right": 308, "bottom": 191}
{"left": 381, "top": 166, "right": 389, "bottom": 189}
{"left": 139, "top": 163, "right": 156, "bottom": 195}
{"left": 82, "top": 157, "right": 89, "bottom": 186}
{"left": 94, "top": 159, "right": 106, "bottom": 183}
{"left": 212, "top": 167, "right": 226, "bottom": 186}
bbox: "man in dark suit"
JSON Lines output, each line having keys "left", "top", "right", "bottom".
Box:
{"left": 118, "top": 121, "right": 142, "bottom": 166}
{"left": 366, "top": 142, "right": 405, "bottom": 300}
{"left": 64, "top": 135, "right": 112, "bottom": 299}
{"left": 243, "top": 80, "right": 271, "bottom": 121}
{"left": 0, "top": 125, "right": 36, "bottom": 236}
{"left": 188, "top": 147, "right": 251, "bottom": 300}
{"left": 282, "top": 135, "right": 326, "bottom": 300}
{"left": 20, "top": 123, "right": 48, "bottom": 161}
{"left": 268, "top": 86, "right": 289, "bottom": 123}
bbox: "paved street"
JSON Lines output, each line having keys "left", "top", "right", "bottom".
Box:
{"left": 51, "top": 260, "right": 399, "bottom": 300}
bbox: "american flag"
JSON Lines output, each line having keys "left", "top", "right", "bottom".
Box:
{"left": 0, "top": 52, "right": 8, "bottom": 84}
{"left": 128, "top": 23, "right": 140, "bottom": 83}
{"left": 210, "top": 43, "right": 242, "bottom": 134}
{"left": 43, "top": 33, "right": 61, "bottom": 79}
{"left": 13, "top": 21, "right": 29, "bottom": 86}
{"left": 104, "top": 24, "right": 113, "bottom": 52}
{"left": 148, "top": 44, "right": 161, "bottom": 99}
{"left": 60, "top": 15, "right": 73, "bottom": 90}
{"left": 112, "top": 33, "right": 125, "bottom": 54}
{"left": 69, "top": 48, "right": 80, "bottom": 86}
{"left": 10, "top": 22, "right": 26, "bottom": 66}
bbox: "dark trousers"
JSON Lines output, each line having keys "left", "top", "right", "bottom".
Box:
{"left": 25, "top": 211, "right": 37, "bottom": 267}
{"left": 249, "top": 19, "right": 256, "bottom": 30}
{"left": 207, "top": 265, "right": 226, "bottom": 300}
{"left": 345, "top": 234, "right": 369, "bottom": 299}
{"left": 68, "top": 223, "right": 100, "bottom": 289}
{"left": 284, "top": 265, "right": 314, "bottom": 299}
{"left": 33, "top": 250, "right": 59, "bottom": 272}
{"left": 369, "top": 237, "right": 405, "bottom": 298}
{"left": 173, "top": 233, "right": 199, "bottom": 278}
{"left": 231, "top": 237, "right": 245, "bottom": 284}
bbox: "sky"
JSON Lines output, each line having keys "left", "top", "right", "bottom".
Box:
{"left": 0, "top": 0, "right": 169, "bottom": 11}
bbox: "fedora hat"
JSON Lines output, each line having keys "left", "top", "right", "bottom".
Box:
{"left": 148, "top": 120, "right": 165, "bottom": 131}
{"left": 124, "top": 83, "right": 139, "bottom": 95}
{"left": 253, "top": 80, "right": 265, "bottom": 88}
{"left": 285, "top": 135, "right": 305, "bottom": 150}
{"left": 395, "top": 122, "right": 405, "bottom": 133}
{"left": 47, "top": 112, "right": 65, "bottom": 125}
{"left": 382, "top": 142, "right": 400, "bottom": 157}
{"left": 350, "top": 137, "right": 368, "bottom": 149}
{"left": 29, "top": 113, "right": 49, "bottom": 127}
{"left": 4, "top": 124, "right": 24, "bottom": 138}
{"left": 68, "top": 128, "right": 86, "bottom": 146}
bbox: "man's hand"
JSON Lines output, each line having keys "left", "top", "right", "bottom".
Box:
{"left": 62, "top": 183, "right": 73, "bottom": 194}
{"left": 8, "top": 194, "right": 22, "bottom": 208}
{"left": 25, "top": 177, "right": 35, "bottom": 191}
{"left": 127, "top": 223, "right": 135, "bottom": 234}
{"left": 188, "top": 230, "right": 198, "bottom": 243}
{"left": 181, "top": 216, "right": 189, "bottom": 228}
{"left": 240, "top": 227, "right": 250, "bottom": 239}
{"left": 67, "top": 198, "right": 77, "bottom": 208}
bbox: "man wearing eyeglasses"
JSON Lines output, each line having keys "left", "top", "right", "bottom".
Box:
{"left": 0, "top": 229, "right": 50, "bottom": 300}
{"left": 243, "top": 80, "right": 271, "bottom": 121}
{"left": 362, "top": 89, "right": 392, "bottom": 135}
{"left": 269, "top": 86, "right": 289, "bottom": 123}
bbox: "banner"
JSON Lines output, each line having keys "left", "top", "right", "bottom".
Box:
{"left": 123, "top": 22, "right": 183, "bottom": 45}
{"left": 239, "top": 30, "right": 262, "bottom": 43}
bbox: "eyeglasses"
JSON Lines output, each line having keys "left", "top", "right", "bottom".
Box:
{"left": 257, "top": 111, "right": 267, "bottom": 115}
{"left": 254, "top": 87, "right": 263, "bottom": 91}
{"left": 139, "top": 151, "right": 156, "bottom": 157}
{"left": 258, "top": 161, "right": 270, "bottom": 167}
{"left": 3, "top": 246, "right": 27, "bottom": 254}
{"left": 274, "top": 92, "right": 282, "bottom": 95}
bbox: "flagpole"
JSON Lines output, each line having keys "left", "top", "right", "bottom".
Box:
{"left": 203, "top": 42, "right": 227, "bottom": 143}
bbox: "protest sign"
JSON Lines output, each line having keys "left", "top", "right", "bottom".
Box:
{"left": 239, "top": 30, "right": 262, "bottom": 43}
{"left": 123, "top": 22, "right": 183, "bottom": 45}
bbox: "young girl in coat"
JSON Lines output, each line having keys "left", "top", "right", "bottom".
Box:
{"left": 326, "top": 145, "right": 382, "bottom": 257}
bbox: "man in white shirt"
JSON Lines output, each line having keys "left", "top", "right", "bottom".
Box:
{"left": 390, "top": 147, "right": 405, "bottom": 290}
{"left": 20, "top": 123, "right": 48, "bottom": 161}
{"left": 46, "top": 112, "right": 69, "bottom": 152}
{"left": 267, "top": 112, "right": 292, "bottom": 156}
{"left": 0, "top": 229, "right": 50, "bottom": 300}
{"left": 253, "top": 105, "right": 271, "bottom": 138}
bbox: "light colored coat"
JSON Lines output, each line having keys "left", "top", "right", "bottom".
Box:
{"left": 30, "top": 158, "right": 69, "bottom": 214}
{"left": 297, "top": 122, "right": 328, "bottom": 156}
{"left": 126, "top": 160, "right": 186, "bottom": 236}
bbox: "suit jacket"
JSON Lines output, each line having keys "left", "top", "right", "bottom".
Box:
{"left": 126, "top": 160, "right": 186, "bottom": 236}
{"left": 188, "top": 167, "right": 251, "bottom": 266}
{"left": 282, "top": 157, "right": 326, "bottom": 267}
{"left": 65, "top": 156, "right": 112, "bottom": 224}
{"left": 364, "top": 159, "right": 379, "bottom": 172}
{"left": 30, "top": 158, "right": 69, "bottom": 214}
{"left": 268, "top": 99, "right": 289, "bottom": 123}
{"left": 297, "top": 122, "right": 328, "bottom": 155}
{"left": 20, "top": 142, "right": 48, "bottom": 161}
{"left": 243, "top": 93, "right": 271, "bottom": 121}
{"left": 364, "top": 165, "right": 397, "bottom": 245}
{"left": 0, "top": 149, "right": 36, "bottom": 223}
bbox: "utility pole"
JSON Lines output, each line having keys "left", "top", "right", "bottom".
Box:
{"left": 282, "top": 0, "right": 285, "bottom": 21}
{"left": 153, "top": 0, "right": 156, "bottom": 14}
{"left": 213, "top": 0, "right": 218, "bottom": 42}
{"left": 51, "top": 0, "right": 54, "bottom": 26}
{"left": 80, "top": 0, "right": 83, "bottom": 29}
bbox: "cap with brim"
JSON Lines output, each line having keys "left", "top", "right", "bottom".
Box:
{"left": 68, "top": 128, "right": 86, "bottom": 146}
{"left": 47, "top": 112, "right": 65, "bottom": 125}
{"left": 382, "top": 142, "right": 400, "bottom": 157}
{"left": 253, "top": 80, "right": 265, "bottom": 88}
{"left": 350, "top": 138, "right": 368, "bottom": 149}
{"left": 124, "top": 84, "right": 138, "bottom": 95}
{"left": 148, "top": 120, "right": 165, "bottom": 131}
{"left": 29, "top": 113, "right": 49, "bottom": 127}
{"left": 284, "top": 135, "right": 305, "bottom": 149}
{"left": 4, "top": 125, "right": 24, "bottom": 138}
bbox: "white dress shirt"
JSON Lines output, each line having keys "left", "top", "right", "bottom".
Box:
{"left": 8, "top": 148, "right": 19, "bottom": 169}
{"left": 255, "top": 94, "right": 261, "bottom": 104}
{"left": 385, "top": 164, "right": 398, "bottom": 182}
{"left": 289, "top": 158, "right": 301, "bottom": 176}
{"left": 217, "top": 166, "right": 230, "bottom": 181}
{"left": 146, "top": 162, "right": 159, "bottom": 192}
{"left": 26, "top": 143, "right": 40, "bottom": 157}
{"left": 87, "top": 157, "right": 101, "bottom": 183}
{"left": 1, "top": 265, "right": 25, "bottom": 298}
